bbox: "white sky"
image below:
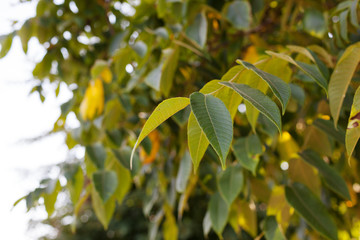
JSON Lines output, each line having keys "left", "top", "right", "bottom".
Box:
{"left": 0, "top": 0, "right": 77, "bottom": 239}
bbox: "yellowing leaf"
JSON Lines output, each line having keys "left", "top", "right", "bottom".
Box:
{"left": 163, "top": 205, "right": 178, "bottom": 240}
{"left": 243, "top": 46, "right": 260, "bottom": 64}
{"left": 329, "top": 42, "right": 360, "bottom": 127}
{"left": 131, "top": 97, "right": 190, "bottom": 168}
{"left": 346, "top": 87, "right": 360, "bottom": 160}
{"left": 267, "top": 186, "right": 293, "bottom": 230}
{"left": 80, "top": 78, "right": 104, "bottom": 121}
{"left": 277, "top": 131, "right": 299, "bottom": 160}
{"left": 100, "top": 67, "right": 112, "bottom": 83}
{"left": 91, "top": 59, "right": 112, "bottom": 83}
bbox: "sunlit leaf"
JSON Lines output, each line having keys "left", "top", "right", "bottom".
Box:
{"left": 346, "top": 87, "right": 360, "bottom": 160}
{"left": 131, "top": 97, "right": 190, "bottom": 168}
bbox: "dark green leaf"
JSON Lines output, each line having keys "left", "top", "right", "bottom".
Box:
{"left": 86, "top": 143, "right": 107, "bottom": 169}
{"left": 93, "top": 170, "right": 118, "bottom": 203}
{"left": 190, "top": 92, "right": 233, "bottom": 169}
{"left": 285, "top": 183, "right": 338, "bottom": 240}
{"left": 209, "top": 192, "right": 229, "bottom": 236}
{"left": 263, "top": 216, "right": 286, "bottom": 240}
{"left": 220, "top": 82, "right": 282, "bottom": 133}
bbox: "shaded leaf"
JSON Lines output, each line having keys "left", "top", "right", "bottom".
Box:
{"left": 176, "top": 151, "right": 192, "bottom": 193}
{"left": 313, "top": 118, "right": 345, "bottom": 144}
{"left": 263, "top": 216, "right": 286, "bottom": 240}
{"left": 299, "top": 149, "right": 350, "bottom": 200}
{"left": 218, "top": 165, "right": 243, "bottom": 205}
{"left": 285, "top": 182, "right": 338, "bottom": 240}
{"left": 223, "top": 1, "right": 251, "bottom": 30}
{"left": 186, "top": 12, "right": 207, "bottom": 48}
{"left": 93, "top": 170, "right": 118, "bottom": 203}
{"left": 91, "top": 184, "right": 116, "bottom": 230}
{"left": 86, "top": 143, "right": 107, "bottom": 170}
{"left": 209, "top": 192, "right": 229, "bottom": 236}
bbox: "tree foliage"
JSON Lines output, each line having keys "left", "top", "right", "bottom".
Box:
{"left": 5, "top": 0, "right": 360, "bottom": 239}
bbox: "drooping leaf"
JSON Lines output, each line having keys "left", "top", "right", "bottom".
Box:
{"left": 111, "top": 156, "right": 132, "bottom": 204}
{"left": 0, "top": 32, "right": 14, "bottom": 58}
{"left": 43, "top": 180, "right": 61, "bottom": 217}
{"left": 186, "top": 12, "right": 207, "bottom": 48}
{"left": 163, "top": 205, "right": 178, "bottom": 240}
{"left": 285, "top": 182, "right": 338, "bottom": 240}
{"left": 267, "top": 186, "right": 293, "bottom": 230}
{"left": 223, "top": 0, "right": 251, "bottom": 30}
{"left": 131, "top": 97, "right": 190, "bottom": 168}
{"left": 237, "top": 60, "right": 291, "bottom": 114}
{"left": 263, "top": 216, "right": 286, "bottom": 240}
{"left": 346, "top": 87, "right": 360, "bottom": 160}
{"left": 328, "top": 42, "right": 360, "bottom": 127}
{"left": 220, "top": 82, "right": 282, "bottom": 133}
{"left": 350, "top": 0, "right": 360, "bottom": 28}
{"left": 266, "top": 51, "right": 328, "bottom": 94}
{"left": 218, "top": 165, "right": 243, "bottom": 205}
{"left": 176, "top": 151, "right": 192, "bottom": 193}
{"left": 190, "top": 92, "right": 233, "bottom": 169}
{"left": 339, "top": 10, "right": 350, "bottom": 42}
{"left": 93, "top": 170, "right": 118, "bottom": 203}
{"left": 209, "top": 192, "right": 229, "bottom": 237}
{"left": 203, "top": 211, "right": 212, "bottom": 238}
{"left": 66, "top": 166, "right": 84, "bottom": 206}
{"left": 160, "top": 47, "right": 180, "bottom": 97}
{"left": 299, "top": 149, "right": 350, "bottom": 200}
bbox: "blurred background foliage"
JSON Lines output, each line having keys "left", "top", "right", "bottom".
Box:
{"left": 2, "top": 0, "right": 360, "bottom": 239}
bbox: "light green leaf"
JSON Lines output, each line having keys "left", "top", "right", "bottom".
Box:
{"left": 266, "top": 51, "right": 328, "bottom": 94}
{"left": 190, "top": 92, "right": 233, "bottom": 169}
{"left": 220, "top": 82, "right": 282, "bottom": 133}
{"left": 187, "top": 113, "right": 209, "bottom": 172}
{"left": 0, "top": 32, "right": 14, "bottom": 58}
{"left": 218, "top": 165, "right": 243, "bottom": 205}
{"left": 160, "top": 47, "right": 179, "bottom": 97}
{"left": 86, "top": 143, "right": 107, "bottom": 170}
{"left": 346, "top": 87, "right": 360, "bottom": 160}
{"left": 93, "top": 170, "right": 118, "bottom": 203}
{"left": 285, "top": 183, "right": 338, "bottom": 240}
{"left": 111, "top": 156, "right": 132, "bottom": 204}
{"left": 131, "top": 97, "right": 190, "bottom": 168}
{"left": 91, "top": 183, "right": 116, "bottom": 230}
{"left": 329, "top": 42, "right": 360, "bottom": 127}
{"left": 176, "top": 151, "right": 192, "bottom": 193}
{"left": 237, "top": 60, "right": 290, "bottom": 114}
{"left": 186, "top": 12, "right": 207, "bottom": 48}
{"left": 43, "top": 180, "right": 61, "bottom": 217}
{"left": 209, "top": 192, "right": 229, "bottom": 237}
{"left": 299, "top": 149, "right": 350, "bottom": 200}
{"left": 67, "top": 166, "right": 84, "bottom": 206}
{"left": 223, "top": 0, "right": 251, "bottom": 30}
{"left": 232, "top": 134, "right": 263, "bottom": 175}
{"left": 263, "top": 216, "right": 286, "bottom": 240}
{"left": 313, "top": 118, "right": 345, "bottom": 144}
{"left": 350, "top": 0, "right": 359, "bottom": 28}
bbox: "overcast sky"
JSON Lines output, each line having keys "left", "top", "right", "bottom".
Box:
{"left": 0, "top": 0, "right": 77, "bottom": 239}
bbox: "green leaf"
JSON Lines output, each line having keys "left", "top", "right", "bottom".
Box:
{"left": 86, "top": 143, "right": 107, "bottom": 170}
{"left": 18, "top": 20, "right": 32, "bottom": 53}
{"left": 346, "top": 87, "right": 360, "bottom": 160}
{"left": 303, "top": 9, "right": 327, "bottom": 38}
{"left": 218, "top": 165, "right": 244, "bottom": 205}
{"left": 237, "top": 60, "right": 291, "bottom": 114}
{"left": 131, "top": 97, "right": 190, "bottom": 168}
{"left": 313, "top": 118, "right": 345, "bottom": 144}
{"left": 329, "top": 42, "right": 360, "bottom": 127}
{"left": 187, "top": 113, "right": 209, "bottom": 171}
{"left": 285, "top": 183, "right": 338, "bottom": 240}
{"left": 350, "top": 0, "right": 359, "bottom": 28}
{"left": 93, "top": 170, "right": 118, "bottom": 203}
{"left": 91, "top": 183, "right": 116, "bottom": 230}
{"left": 131, "top": 40, "right": 147, "bottom": 57}
{"left": 266, "top": 51, "right": 328, "bottom": 94}
{"left": 176, "top": 151, "right": 192, "bottom": 193}
{"left": 43, "top": 180, "right": 61, "bottom": 217}
{"left": 111, "top": 156, "right": 132, "bottom": 204}
{"left": 339, "top": 10, "right": 350, "bottom": 42}
{"left": 0, "top": 32, "right": 14, "bottom": 58}
{"left": 190, "top": 92, "right": 233, "bottom": 169}
{"left": 232, "top": 135, "right": 263, "bottom": 175}
{"left": 263, "top": 216, "right": 286, "bottom": 240}
{"left": 209, "top": 192, "right": 229, "bottom": 237}
{"left": 223, "top": 0, "right": 251, "bottom": 30}
{"left": 220, "top": 82, "right": 282, "bottom": 133}
{"left": 66, "top": 166, "right": 84, "bottom": 206}
{"left": 186, "top": 12, "right": 208, "bottom": 48}
{"left": 160, "top": 47, "right": 179, "bottom": 97}
{"left": 299, "top": 149, "right": 350, "bottom": 200}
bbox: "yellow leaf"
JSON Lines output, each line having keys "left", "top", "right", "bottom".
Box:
{"left": 100, "top": 67, "right": 112, "bottom": 83}
{"left": 80, "top": 78, "right": 104, "bottom": 121}
{"left": 277, "top": 131, "right": 299, "bottom": 160}
{"left": 243, "top": 46, "right": 260, "bottom": 64}
{"left": 163, "top": 205, "right": 178, "bottom": 240}
{"left": 267, "top": 186, "right": 293, "bottom": 230}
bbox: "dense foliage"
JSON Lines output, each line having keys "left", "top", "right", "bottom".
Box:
{"left": 3, "top": 0, "right": 360, "bottom": 239}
